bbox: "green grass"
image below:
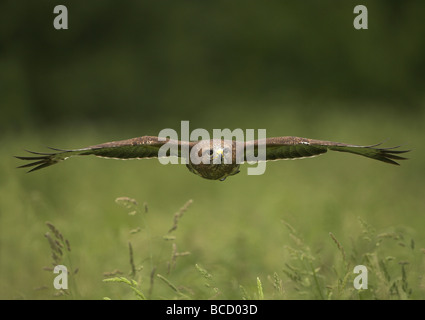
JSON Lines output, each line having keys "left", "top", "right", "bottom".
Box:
{"left": 1, "top": 106, "right": 424, "bottom": 299}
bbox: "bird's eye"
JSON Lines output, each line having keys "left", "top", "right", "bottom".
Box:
{"left": 203, "top": 149, "right": 214, "bottom": 157}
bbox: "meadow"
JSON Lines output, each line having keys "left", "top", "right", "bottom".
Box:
{"left": 1, "top": 106, "right": 424, "bottom": 300}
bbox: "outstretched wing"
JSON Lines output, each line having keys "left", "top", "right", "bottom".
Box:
{"left": 15, "top": 136, "right": 191, "bottom": 172}
{"left": 244, "top": 136, "right": 409, "bottom": 165}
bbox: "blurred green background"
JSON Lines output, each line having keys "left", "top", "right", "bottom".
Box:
{"left": 1, "top": 1, "right": 424, "bottom": 299}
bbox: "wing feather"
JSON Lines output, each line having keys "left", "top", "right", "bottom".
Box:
{"left": 15, "top": 136, "right": 188, "bottom": 172}
{"left": 327, "top": 145, "right": 409, "bottom": 165}
{"left": 246, "top": 137, "right": 328, "bottom": 161}
{"left": 245, "top": 136, "right": 409, "bottom": 165}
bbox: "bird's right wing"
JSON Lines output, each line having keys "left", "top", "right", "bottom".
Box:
{"left": 15, "top": 136, "right": 189, "bottom": 172}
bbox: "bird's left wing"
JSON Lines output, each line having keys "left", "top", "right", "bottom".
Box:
{"left": 244, "top": 136, "right": 409, "bottom": 165}
{"left": 16, "top": 136, "right": 189, "bottom": 172}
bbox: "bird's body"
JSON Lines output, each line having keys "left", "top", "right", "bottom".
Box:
{"left": 186, "top": 162, "right": 241, "bottom": 181}
{"left": 16, "top": 135, "right": 409, "bottom": 181}
{"left": 184, "top": 139, "right": 240, "bottom": 181}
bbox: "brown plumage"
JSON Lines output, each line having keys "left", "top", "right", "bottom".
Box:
{"left": 15, "top": 135, "right": 409, "bottom": 181}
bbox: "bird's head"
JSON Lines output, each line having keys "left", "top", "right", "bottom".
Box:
{"left": 190, "top": 139, "right": 233, "bottom": 165}
{"left": 187, "top": 139, "right": 240, "bottom": 181}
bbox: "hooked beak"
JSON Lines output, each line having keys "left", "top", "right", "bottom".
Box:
{"left": 213, "top": 149, "right": 224, "bottom": 162}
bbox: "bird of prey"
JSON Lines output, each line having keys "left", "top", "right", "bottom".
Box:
{"left": 16, "top": 136, "right": 409, "bottom": 181}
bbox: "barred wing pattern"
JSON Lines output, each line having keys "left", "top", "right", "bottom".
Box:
{"left": 15, "top": 136, "right": 191, "bottom": 172}
{"left": 244, "top": 136, "right": 409, "bottom": 165}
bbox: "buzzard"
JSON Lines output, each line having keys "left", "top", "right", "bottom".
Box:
{"left": 16, "top": 136, "right": 408, "bottom": 181}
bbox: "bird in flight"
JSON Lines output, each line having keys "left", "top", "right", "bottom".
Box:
{"left": 16, "top": 136, "right": 409, "bottom": 181}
